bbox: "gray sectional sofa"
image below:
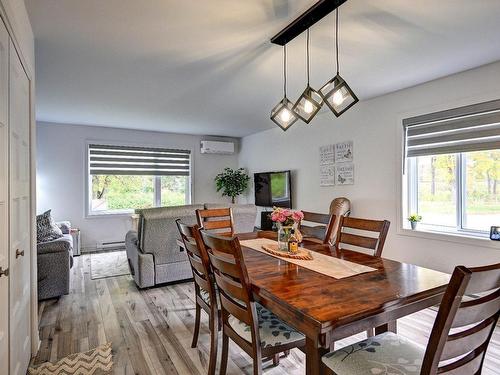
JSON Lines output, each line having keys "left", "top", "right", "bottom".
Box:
{"left": 126, "top": 203, "right": 257, "bottom": 288}
{"left": 37, "top": 222, "right": 74, "bottom": 300}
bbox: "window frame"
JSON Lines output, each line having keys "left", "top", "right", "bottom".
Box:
{"left": 406, "top": 151, "right": 494, "bottom": 238}
{"left": 85, "top": 141, "right": 193, "bottom": 217}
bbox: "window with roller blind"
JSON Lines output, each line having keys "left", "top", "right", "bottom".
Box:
{"left": 403, "top": 100, "right": 500, "bottom": 236}
{"left": 87, "top": 144, "right": 192, "bottom": 215}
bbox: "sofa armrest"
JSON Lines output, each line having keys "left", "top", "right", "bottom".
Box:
{"left": 37, "top": 234, "right": 73, "bottom": 255}
{"left": 56, "top": 221, "right": 72, "bottom": 234}
{"left": 125, "top": 230, "right": 155, "bottom": 288}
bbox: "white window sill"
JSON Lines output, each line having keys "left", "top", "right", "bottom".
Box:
{"left": 398, "top": 226, "right": 500, "bottom": 250}
{"left": 86, "top": 210, "right": 134, "bottom": 219}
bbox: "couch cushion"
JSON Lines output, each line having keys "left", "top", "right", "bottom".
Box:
{"left": 37, "top": 210, "right": 63, "bottom": 243}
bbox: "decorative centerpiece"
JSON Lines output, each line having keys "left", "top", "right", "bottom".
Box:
{"left": 270, "top": 207, "right": 304, "bottom": 251}
{"left": 408, "top": 214, "right": 422, "bottom": 230}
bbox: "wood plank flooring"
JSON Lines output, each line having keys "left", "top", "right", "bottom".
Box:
{"left": 34, "top": 254, "right": 500, "bottom": 374}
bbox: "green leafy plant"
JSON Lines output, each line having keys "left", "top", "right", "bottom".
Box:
{"left": 215, "top": 168, "right": 250, "bottom": 203}
{"left": 407, "top": 214, "right": 422, "bottom": 223}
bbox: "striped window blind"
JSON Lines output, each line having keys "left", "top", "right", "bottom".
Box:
{"left": 88, "top": 144, "right": 190, "bottom": 176}
{"left": 403, "top": 99, "right": 500, "bottom": 158}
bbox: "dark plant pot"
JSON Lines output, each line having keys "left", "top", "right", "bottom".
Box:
{"left": 410, "top": 221, "right": 418, "bottom": 230}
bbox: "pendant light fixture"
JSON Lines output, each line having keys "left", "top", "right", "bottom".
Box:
{"left": 271, "top": 45, "right": 298, "bottom": 131}
{"left": 320, "top": 7, "right": 358, "bottom": 117}
{"left": 292, "top": 29, "right": 323, "bottom": 124}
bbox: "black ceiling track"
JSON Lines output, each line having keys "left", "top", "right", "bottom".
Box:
{"left": 270, "top": 0, "right": 347, "bottom": 46}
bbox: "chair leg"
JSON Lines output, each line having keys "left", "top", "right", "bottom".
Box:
{"left": 366, "top": 327, "right": 374, "bottom": 338}
{"left": 208, "top": 311, "right": 218, "bottom": 375}
{"left": 253, "top": 355, "right": 263, "bottom": 375}
{"left": 272, "top": 353, "right": 280, "bottom": 366}
{"left": 191, "top": 302, "right": 201, "bottom": 348}
{"left": 220, "top": 332, "right": 229, "bottom": 375}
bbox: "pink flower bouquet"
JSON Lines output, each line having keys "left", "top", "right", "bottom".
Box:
{"left": 270, "top": 207, "right": 304, "bottom": 227}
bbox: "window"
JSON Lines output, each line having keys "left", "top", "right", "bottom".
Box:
{"left": 88, "top": 144, "right": 191, "bottom": 215}
{"left": 404, "top": 100, "right": 500, "bottom": 236}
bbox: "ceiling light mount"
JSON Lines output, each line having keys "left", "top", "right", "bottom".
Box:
{"left": 271, "top": 0, "right": 347, "bottom": 46}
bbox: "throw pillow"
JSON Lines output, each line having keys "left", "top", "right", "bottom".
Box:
{"left": 37, "top": 210, "right": 63, "bottom": 243}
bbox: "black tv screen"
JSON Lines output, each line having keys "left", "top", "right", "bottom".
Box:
{"left": 254, "top": 171, "right": 292, "bottom": 208}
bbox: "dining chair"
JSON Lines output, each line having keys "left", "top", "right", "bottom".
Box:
{"left": 300, "top": 211, "right": 336, "bottom": 245}
{"left": 196, "top": 207, "right": 234, "bottom": 237}
{"left": 176, "top": 220, "right": 219, "bottom": 375}
{"left": 200, "top": 230, "right": 306, "bottom": 375}
{"left": 329, "top": 197, "right": 351, "bottom": 243}
{"left": 322, "top": 262, "right": 500, "bottom": 375}
{"left": 334, "top": 216, "right": 390, "bottom": 257}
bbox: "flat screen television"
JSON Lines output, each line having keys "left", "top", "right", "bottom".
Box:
{"left": 254, "top": 170, "right": 292, "bottom": 208}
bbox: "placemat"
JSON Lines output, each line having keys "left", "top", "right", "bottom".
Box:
{"left": 240, "top": 238, "right": 376, "bottom": 279}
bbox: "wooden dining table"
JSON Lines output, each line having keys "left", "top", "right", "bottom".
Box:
{"left": 237, "top": 231, "right": 451, "bottom": 375}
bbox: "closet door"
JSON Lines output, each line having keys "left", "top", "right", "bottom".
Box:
{"left": 9, "top": 39, "right": 31, "bottom": 375}
{"left": 0, "top": 18, "right": 9, "bottom": 375}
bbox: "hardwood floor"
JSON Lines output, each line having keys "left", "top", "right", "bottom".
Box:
{"left": 34, "top": 254, "right": 500, "bottom": 374}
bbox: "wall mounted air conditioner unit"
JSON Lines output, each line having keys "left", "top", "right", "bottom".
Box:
{"left": 200, "top": 140, "right": 234, "bottom": 155}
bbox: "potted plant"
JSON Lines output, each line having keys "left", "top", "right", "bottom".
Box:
{"left": 215, "top": 168, "right": 250, "bottom": 203}
{"left": 408, "top": 214, "right": 422, "bottom": 230}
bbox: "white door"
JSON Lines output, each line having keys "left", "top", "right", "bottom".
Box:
{"left": 0, "top": 18, "right": 10, "bottom": 375}
{"left": 9, "top": 39, "right": 31, "bottom": 375}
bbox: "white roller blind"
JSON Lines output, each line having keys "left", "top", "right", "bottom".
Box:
{"left": 403, "top": 99, "right": 500, "bottom": 158}
{"left": 89, "top": 144, "right": 190, "bottom": 176}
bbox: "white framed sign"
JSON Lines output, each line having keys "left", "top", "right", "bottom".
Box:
{"left": 335, "top": 141, "right": 353, "bottom": 163}
{"left": 319, "top": 144, "right": 335, "bottom": 186}
{"left": 335, "top": 163, "right": 354, "bottom": 185}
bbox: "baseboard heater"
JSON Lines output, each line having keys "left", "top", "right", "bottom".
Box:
{"left": 96, "top": 240, "right": 126, "bottom": 251}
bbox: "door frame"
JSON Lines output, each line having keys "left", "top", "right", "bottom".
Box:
{"left": 0, "top": 1, "right": 38, "bottom": 357}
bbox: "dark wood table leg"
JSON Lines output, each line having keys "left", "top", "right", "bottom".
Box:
{"left": 374, "top": 320, "right": 397, "bottom": 335}
{"left": 305, "top": 336, "right": 328, "bottom": 375}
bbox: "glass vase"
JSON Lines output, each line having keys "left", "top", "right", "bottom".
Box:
{"left": 277, "top": 224, "right": 293, "bottom": 251}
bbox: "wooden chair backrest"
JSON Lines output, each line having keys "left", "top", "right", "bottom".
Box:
{"left": 176, "top": 220, "right": 216, "bottom": 305}
{"left": 422, "top": 263, "right": 500, "bottom": 374}
{"left": 334, "top": 216, "right": 390, "bottom": 257}
{"left": 196, "top": 208, "right": 234, "bottom": 237}
{"left": 329, "top": 197, "right": 351, "bottom": 243}
{"left": 200, "top": 230, "right": 259, "bottom": 343}
{"left": 300, "top": 211, "right": 336, "bottom": 245}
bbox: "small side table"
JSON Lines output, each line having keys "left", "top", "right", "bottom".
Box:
{"left": 70, "top": 228, "right": 81, "bottom": 256}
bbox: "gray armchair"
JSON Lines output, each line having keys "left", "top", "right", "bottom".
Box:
{"left": 37, "top": 222, "right": 74, "bottom": 300}
{"left": 126, "top": 203, "right": 257, "bottom": 288}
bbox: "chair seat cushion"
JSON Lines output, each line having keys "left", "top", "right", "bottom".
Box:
{"left": 200, "top": 288, "right": 220, "bottom": 307}
{"left": 322, "top": 332, "right": 424, "bottom": 374}
{"left": 228, "top": 304, "right": 304, "bottom": 348}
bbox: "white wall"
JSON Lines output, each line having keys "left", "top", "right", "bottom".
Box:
{"left": 36, "top": 122, "right": 239, "bottom": 250}
{"left": 239, "top": 61, "right": 500, "bottom": 273}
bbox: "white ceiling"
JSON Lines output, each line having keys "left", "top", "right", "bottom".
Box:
{"left": 25, "top": 0, "right": 500, "bottom": 137}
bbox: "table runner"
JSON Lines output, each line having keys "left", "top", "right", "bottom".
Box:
{"left": 240, "top": 238, "right": 376, "bottom": 279}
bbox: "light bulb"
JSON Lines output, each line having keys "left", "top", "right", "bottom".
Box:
{"left": 303, "top": 100, "right": 314, "bottom": 114}
{"left": 280, "top": 108, "right": 291, "bottom": 122}
{"left": 332, "top": 89, "right": 345, "bottom": 106}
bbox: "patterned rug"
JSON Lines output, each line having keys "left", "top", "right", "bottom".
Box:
{"left": 90, "top": 250, "right": 130, "bottom": 279}
{"left": 28, "top": 343, "right": 113, "bottom": 375}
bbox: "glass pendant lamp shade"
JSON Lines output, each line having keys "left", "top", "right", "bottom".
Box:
{"left": 270, "top": 45, "right": 298, "bottom": 131}
{"left": 293, "top": 29, "right": 322, "bottom": 124}
{"left": 320, "top": 74, "right": 358, "bottom": 117}
{"left": 320, "top": 7, "right": 358, "bottom": 117}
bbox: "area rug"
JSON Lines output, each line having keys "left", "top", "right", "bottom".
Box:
{"left": 28, "top": 343, "right": 113, "bottom": 375}
{"left": 90, "top": 250, "right": 130, "bottom": 279}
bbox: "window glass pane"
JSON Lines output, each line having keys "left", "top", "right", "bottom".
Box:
{"left": 91, "top": 175, "right": 155, "bottom": 212}
{"left": 463, "top": 150, "right": 500, "bottom": 232}
{"left": 416, "top": 154, "right": 457, "bottom": 227}
{"left": 160, "top": 175, "right": 189, "bottom": 207}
